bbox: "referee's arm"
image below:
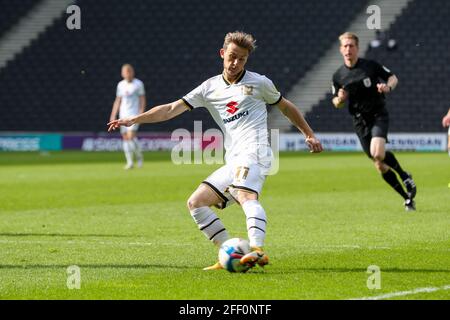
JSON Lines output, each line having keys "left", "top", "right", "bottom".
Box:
{"left": 331, "top": 79, "right": 346, "bottom": 108}
{"left": 377, "top": 75, "right": 398, "bottom": 93}
{"left": 332, "top": 88, "right": 348, "bottom": 109}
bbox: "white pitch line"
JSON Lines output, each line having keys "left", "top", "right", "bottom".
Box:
{"left": 349, "top": 285, "right": 450, "bottom": 300}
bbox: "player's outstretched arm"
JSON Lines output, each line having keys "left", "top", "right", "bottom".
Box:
{"left": 107, "top": 99, "right": 189, "bottom": 132}
{"left": 275, "top": 97, "right": 323, "bottom": 153}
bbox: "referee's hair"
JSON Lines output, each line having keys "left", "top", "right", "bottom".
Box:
{"left": 223, "top": 31, "right": 257, "bottom": 54}
{"left": 339, "top": 32, "right": 359, "bottom": 47}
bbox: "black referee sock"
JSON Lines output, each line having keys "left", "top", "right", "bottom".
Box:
{"left": 382, "top": 169, "right": 409, "bottom": 200}
{"left": 384, "top": 151, "right": 409, "bottom": 180}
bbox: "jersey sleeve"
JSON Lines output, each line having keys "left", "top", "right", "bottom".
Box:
{"left": 331, "top": 72, "right": 342, "bottom": 97}
{"left": 373, "top": 61, "right": 394, "bottom": 81}
{"left": 138, "top": 81, "right": 145, "bottom": 96}
{"left": 332, "top": 81, "right": 340, "bottom": 97}
{"left": 182, "top": 82, "right": 206, "bottom": 110}
{"left": 261, "top": 76, "right": 282, "bottom": 105}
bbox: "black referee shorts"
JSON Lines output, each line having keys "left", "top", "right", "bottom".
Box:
{"left": 353, "top": 111, "right": 389, "bottom": 158}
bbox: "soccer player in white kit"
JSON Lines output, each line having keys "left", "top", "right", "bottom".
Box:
{"left": 110, "top": 64, "right": 146, "bottom": 169}
{"left": 108, "top": 32, "right": 323, "bottom": 270}
{"left": 442, "top": 108, "right": 450, "bottom": 156}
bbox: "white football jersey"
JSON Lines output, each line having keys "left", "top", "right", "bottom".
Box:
{"left": 182, "top": 70, "right": 282, "bottom": 173}
{"left": 116, "top": 78, "right": 145, "bottom": 118}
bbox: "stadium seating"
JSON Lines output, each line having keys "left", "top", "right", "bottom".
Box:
{"left": 0, "top": 0, "right": 40, "bottom": 39}
{"left": 0, "top": 0, "right": 367, "bottom": 132}
{"left": 306, "top": 0, "right": 450, "bottom": 133}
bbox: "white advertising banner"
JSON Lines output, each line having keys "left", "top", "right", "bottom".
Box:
{"left": 279, "top": 133, "right": 447, "bottom": 152}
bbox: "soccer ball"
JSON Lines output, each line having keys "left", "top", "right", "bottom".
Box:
{"left": 219, "top": 238, "right": 251, "bottom": 273}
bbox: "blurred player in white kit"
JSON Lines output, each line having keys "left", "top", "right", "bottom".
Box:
{"left": 442, "top": 108, "right": 450, "bottom": 156}
{"left": 110, "top": 64, "right": 146, "bottom": 169}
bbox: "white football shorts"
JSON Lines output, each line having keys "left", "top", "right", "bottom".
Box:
{"left": 120, "top": 123, "right": 139, "bottom": 134}
{"left": 202, "top": 163, "right": 267, "bottom": 209}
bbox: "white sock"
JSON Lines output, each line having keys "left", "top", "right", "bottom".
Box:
{"left": 132, "top": 137, "right": 143, "bottom": 160}
{"left": 190, "top": 207, "right": 229, "bottom": 246}
{"left": 242, "top": 200, "right": 267, "bottom": 248}
{"left": 123, "top": 141, "right": 133, "bottom": 165}
{"left": 128, "top": 140, "right": 136, "bottom": 153}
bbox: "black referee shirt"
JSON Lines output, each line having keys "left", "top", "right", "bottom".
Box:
{"left": 332, "top": 58, "right": 394, "bottom": 116}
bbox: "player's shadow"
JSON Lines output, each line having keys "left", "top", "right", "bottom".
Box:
{"left": 0, "top": 264, "right": 193, "bottom": 270}
{"left": 0, "top": 233, "right": 132, "bottom": 237}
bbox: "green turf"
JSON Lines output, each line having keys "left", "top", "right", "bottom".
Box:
{"left": 0, "top": 151, "right": 449, "bottom": 300}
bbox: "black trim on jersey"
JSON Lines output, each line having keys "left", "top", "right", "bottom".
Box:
{"left": 181, "top": 98, "right": 194, "bottom": 110}
{"left": 236, "top": 69, "right": 246, "bottom": 83}
{"left": 268, "top": 94, "right": 283, "bottom": 106}
{"left": 209, "top": 228, "right": 226, "bottom": 241}
{"left": 222, "top": 74, "right": 230, "bottom": 85}
{"left": 247, "top": 217, "right": 267, "bottom": 224}
{"left": 199, "top": 218, "right": 220, "bottom": 231}
{"left": 201, "top": 181, "right": 228, "bottom": 204}
{"left": 222, "top": 70, "right": 246, "bottom": 85}
{"left": 247, "top": 226, "right": 266, "bottom": 233}
{"left": 229, "top": 184, "right": 259, "bottom": 197}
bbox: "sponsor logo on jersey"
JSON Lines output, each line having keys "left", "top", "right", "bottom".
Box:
{"left": 226, "top": 101, "right": 239, "bottom": 114}
{"left": 223, "top": 110, "right": 249, "bottom": 124}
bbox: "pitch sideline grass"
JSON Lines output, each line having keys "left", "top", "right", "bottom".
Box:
{"left": 0, "top": 151, "right": 448, "bottom": 299}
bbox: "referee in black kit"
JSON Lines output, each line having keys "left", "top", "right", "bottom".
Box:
{"left": 331, "top": 32, "right": 417, "bottom": 211}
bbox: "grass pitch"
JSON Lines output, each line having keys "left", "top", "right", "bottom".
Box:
{"left": 0, "top": 151, "right": 449, "bottom": 299}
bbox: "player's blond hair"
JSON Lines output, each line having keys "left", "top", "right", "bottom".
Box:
{"left": 339, "top": 32, "right": 359, "bottom": 47}
{"left": 223, "top": 31, "right": 257, "bottom": 54}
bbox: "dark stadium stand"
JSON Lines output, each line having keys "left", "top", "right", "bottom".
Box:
{"left": 306, "top": 0, "right": 450, "bottom": 133}
{"left": 0, "top": 0, "right": 41, "bottom": 39}
{"left": 0, "top": 0, "right": 368, "bottom": 132}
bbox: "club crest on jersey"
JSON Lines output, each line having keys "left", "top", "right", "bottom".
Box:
{"left": 226, "top": 101, "right": 239, "bottom": 114}
{"left": 242, "top": 85, "right": 254, "bottom": 96}
{"left": 363, "top": 77, "right": 372, "bottom": 88}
